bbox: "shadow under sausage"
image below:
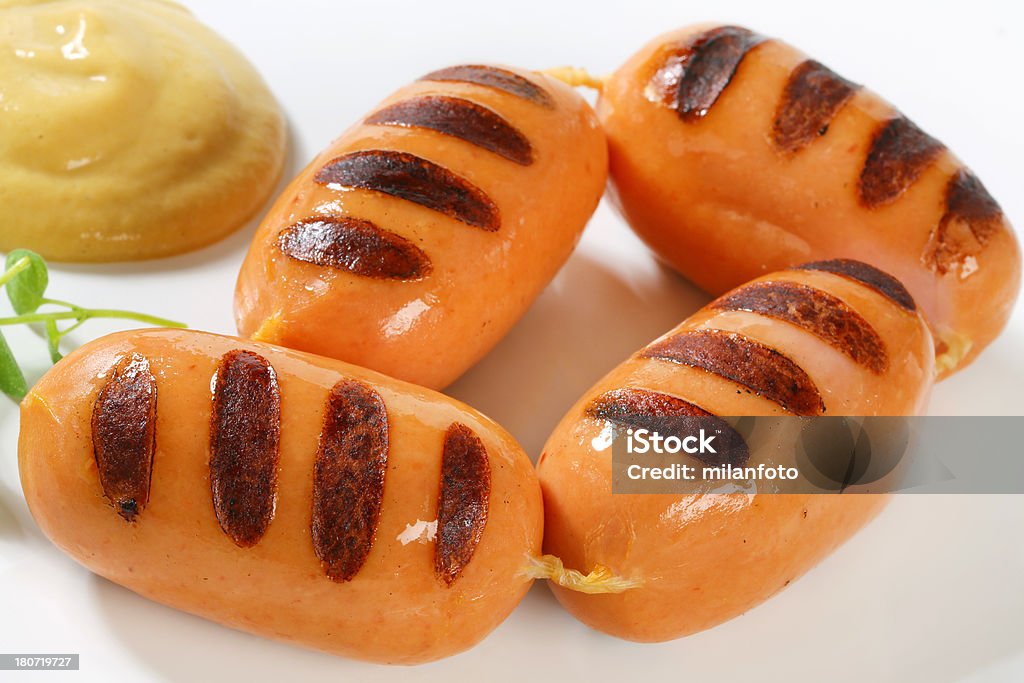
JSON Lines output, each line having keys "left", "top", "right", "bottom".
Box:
{"left": 927, "top": 320, "right": 1024, "bottom": 415}
{"left": 0, "top": 482, "right": 26, "bottom": 540}
{"left": 446, "top": 250, "right": 708, "bottom": 461}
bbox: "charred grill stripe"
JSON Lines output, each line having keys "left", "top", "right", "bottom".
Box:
{"left": 209, "top": 350, "right": 281, "bottom": 548}
{"left": 91, "top": 353, "right": 157, "bottom": 522}
{"left": 640, "top": 330, "right": 825, "bottom": 416}
{"left": 419, "top": 64, "right": 554, "bottom": 108}
{"left": 278, "top": 217, "right": 431, "bottom": 281}
{"left": 772, "top": 60, "right": 859, "bottom": 153}
{"left": 925, "top": 168, "right": 1005, "bottom": 274}
{"left": 315, "top": 150, "right": 499, "bottom": 231}
{"left": 311, "top": 380, "right": 389, "bottom": 583}
{"left": 797, "top": 259, "right": 917, "bottom": 311}
{"left": 588, "top": 387, "right": 712, "bottom": 422}
{"left": 586, "top": 388, "right": 749, "bottom": 467}
{"left": 712, "top": 281, "right": 889, "bottom": 374}
{"left": 859, "top": 116, "right": 944, "bottom": 207}
{"left": 650, "top": 25, "right": 766, "bottom": 121}
{"left": 435, "top": 423, "right": 490, "bottom": 586}
{"left": 366, "top": 96, "right": 534, "bottom": 165}
{"left": 674, "top": 26, "right": 765, "bottom": 119}
{"left": 944, "top": 169, "right": 1003, "bottom": 234}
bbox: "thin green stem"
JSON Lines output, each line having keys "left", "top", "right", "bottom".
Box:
{"left": 56, "top": 318, "right": 89, "bottom": 339}
{"left": 44, "top": 319, "right": 62, "bottom": 362}
{"left": 0, "top": 256, "right": 31, "bottom": 288}
{"left": 80, "top": 309, "right": 187, "bottom": 328}
{"left": 39, "top": 297, "right": 81, "bottom": 310}
{"left": 0, "top": 311, "right": 79, "bottom": 325}
{"left": 0, "top": 309, "right": 186, "bottom": 328}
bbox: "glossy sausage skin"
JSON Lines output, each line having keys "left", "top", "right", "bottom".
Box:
{"left": 235, "top": 64, "right": 607, "bottom": 389}
{"left": 537, "top": 261, "right": 933, "bottom": 641}
{"left": 600, "top": 23, "right": 1020, "bottom": 377}
{"left": 18, "top": 329, "right": 542, "bottom": 664}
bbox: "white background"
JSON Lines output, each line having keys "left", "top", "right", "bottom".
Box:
{"left": 1, "top": 0, "right": 1023, "bottom": 680}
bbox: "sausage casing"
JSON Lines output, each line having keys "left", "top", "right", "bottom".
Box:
{"left": 18, "top": 329, "right": 542, "bottom": 664}
{"left": 537, "top": 261, "right": 933, "bottom": 641}
{"left": 235, "top": 64, "right": 608, "bottom": 389}
{"left": 599, "top": 23, "right": 1020, "bottom": 377}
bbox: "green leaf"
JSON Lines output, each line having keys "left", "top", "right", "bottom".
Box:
{"left": 5, "top": 249, "right": 49, "bottom": 315}
{"left": 0, "top": 329, "right": 28, "bottom": 400}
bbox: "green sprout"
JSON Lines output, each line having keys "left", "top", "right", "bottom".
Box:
{"left": 0, "top": 249, "right": 186, "bottom": 401}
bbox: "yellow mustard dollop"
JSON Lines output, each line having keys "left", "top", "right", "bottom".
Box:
{"left": 0, "top": 0, "right": 286, "bottom": 261}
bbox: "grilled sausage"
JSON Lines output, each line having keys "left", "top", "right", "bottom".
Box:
{"left": 235, "top": 64, "right": 607, "bottom": 389}
{"left": 599, "top": 23, "right": 1020, "bottom": 377}
{"left": 18, "top": 329, "right": 542, "bottom": 664}
{"left": 536, "top": 261, "right": 933, "bottom": 641}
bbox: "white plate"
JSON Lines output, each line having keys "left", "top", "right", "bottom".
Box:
{"left": 2, "top": 1, "right": 1022, "bottom": 681}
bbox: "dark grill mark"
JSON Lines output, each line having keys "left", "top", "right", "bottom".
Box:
{"left": 91, "top": 354, "right": 157, "bottom": 522}
{"left": 315, "top": 150, "right": 499, "bottom": 231}
{"left": 366, "top": 96, "right": 534, "bottom": 165}
{"left": 420, "top": 64, "right": 554, "bottom": 108}
{"left": 772, "top": 60, "right": 859, "bottom": 153}
{"left": 278, "top": 217, "right": 431, "bottom": 281}
{"left": 435, "top": 423, "right": 490, "bottom": 586}
{"left": 924, "top": 169, "right": 1005, "bottom": 274}
{"left": 209, "top": 350, "right": 281, "bottom": 548}
{"left": 859, "top": 116, "right": 944, "bottom": 207}
{"left": 797, "top": 259, "right": 916, "bottom": 311}
{"left": 650, "top": 25, "right": 765, "bottom": 121}
{"left": 586, "top": 388, "right": 749, "bottom": 467}
{"left": 712, "top": 281, "right": 888, "bottom": 374}
{"left": 311, "top": 380, "right": 389, "bottom": 583}
{"left": 640, "top": 330, "right": 825, "bottom": 415}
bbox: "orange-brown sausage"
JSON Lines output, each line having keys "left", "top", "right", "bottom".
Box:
{"left": 537, "top": 261, "right": 933, "bottom": 641}
{"left": 599, "top": 23, "right": 1020, "bottom": 377}
{"left": 18, "top": 329, "right": 542, "bottom": 664}
{"left": 235, "top": 64, "right": 607, "bottom": 389}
